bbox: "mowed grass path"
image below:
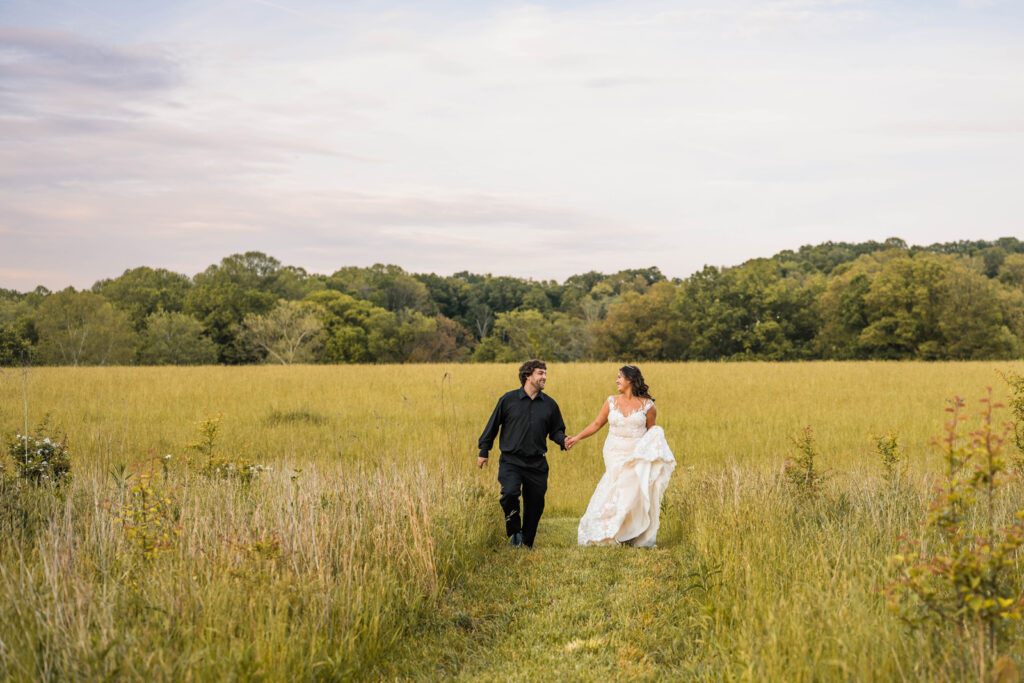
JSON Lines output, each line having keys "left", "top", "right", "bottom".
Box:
{"left": 383, "top": 517, "right": 708, "bottom": 681}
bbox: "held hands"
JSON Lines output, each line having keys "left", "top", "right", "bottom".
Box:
{"left": 565, "top": 435, "right": 580, "bottom": 450}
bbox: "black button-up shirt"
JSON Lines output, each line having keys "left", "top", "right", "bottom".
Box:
{"left": 478, "top": 388, "right": 567, "bottom": 466}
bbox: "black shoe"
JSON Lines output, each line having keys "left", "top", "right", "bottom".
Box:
{"left": 509, "top": 531, "right": 524, "bottom": 547}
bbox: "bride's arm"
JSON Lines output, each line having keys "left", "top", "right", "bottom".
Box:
{"left": 646, "top": 403, "right": 657, "bottom": 429}
{"left": 566, "top": 401, "right": 610, "bottom": 448}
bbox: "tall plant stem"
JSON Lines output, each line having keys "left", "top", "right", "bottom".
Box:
{"left": 21, "top": 364, "right": 29, "bottom": 461}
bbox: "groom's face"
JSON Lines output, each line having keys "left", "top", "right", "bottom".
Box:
{"left": 526, "top": 368, "right": 547, "bottom": 392}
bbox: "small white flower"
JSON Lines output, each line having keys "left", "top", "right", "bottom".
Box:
{"left": 43, "top": 438, "right": 51, "bottom": 445}
{"left": 164, "top": 454, "right": 171, "bottom": 460}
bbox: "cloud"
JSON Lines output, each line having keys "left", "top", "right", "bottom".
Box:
{"left": 1, "top": 179, "right": 651, "bottom": 287}
{"left": 0, "top": 24, "right": 180, "bottom": 97}
{"left": 1, "top": 1, "right": 1022, "bottom": 291}
{"left": 956, "top": 0, "right": 1004, "bottom": 7}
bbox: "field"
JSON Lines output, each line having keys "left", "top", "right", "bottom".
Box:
{"left": 2, "top": 361, "right": 1024, "bottom": 680}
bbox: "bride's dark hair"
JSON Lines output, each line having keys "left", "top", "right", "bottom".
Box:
{"left": 619, "top": 365, "right": 653, "bottom": 401}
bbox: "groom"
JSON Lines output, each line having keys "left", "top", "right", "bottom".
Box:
{"left": 477, "top": 359, "right": 570, "bottom": 548}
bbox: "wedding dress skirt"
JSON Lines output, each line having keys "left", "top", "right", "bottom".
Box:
{"left": 578, "top": 398, "right": 675, "bottom": 547}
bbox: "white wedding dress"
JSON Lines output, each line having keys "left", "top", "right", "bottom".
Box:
{"left": 577, "top": 397, "right": 676, "bottom": 547}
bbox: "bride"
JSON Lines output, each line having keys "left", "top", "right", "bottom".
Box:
{"left": 566, "top": 365, "right": 676, "bottom": 547}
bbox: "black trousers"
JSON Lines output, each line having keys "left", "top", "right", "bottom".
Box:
{"left": 497, "top": 456, "right": 548, "bottom": 547}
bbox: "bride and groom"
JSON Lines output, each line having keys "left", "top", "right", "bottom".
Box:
{"left": 477, "top": 360, "right": 675, "bottom": 548}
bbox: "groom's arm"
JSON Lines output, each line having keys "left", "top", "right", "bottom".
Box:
{"left": 548, "top": 401, "right": 567, "bottom": 451}
{"left": 477, "top": 397, "right": 504, "bottom": 464}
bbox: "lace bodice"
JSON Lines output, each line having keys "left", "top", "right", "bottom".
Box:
{"left": 606, "top": 396, "right": 652, "bottom": 439}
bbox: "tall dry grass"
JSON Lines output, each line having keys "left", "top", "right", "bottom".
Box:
{"left": 0, "top": 461, "right": 495, "bottom": 679}
{"left": 1, "top": 361, "right": 1023, "bottom": 678}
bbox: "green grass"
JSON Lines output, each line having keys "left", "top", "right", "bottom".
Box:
{"left": 381, "top": 467, "right": 1016, "bottom": 681}
{"left": 2, "top": 362, "right": 1024, "bottom": 679}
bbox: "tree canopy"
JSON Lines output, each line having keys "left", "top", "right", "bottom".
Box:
{"left": 4, "top": 237, "right": 1024, "bottom": 365}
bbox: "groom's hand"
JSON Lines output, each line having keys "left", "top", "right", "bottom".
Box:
{"left": 477, "top": 457, "right": 488, "bottom": 469}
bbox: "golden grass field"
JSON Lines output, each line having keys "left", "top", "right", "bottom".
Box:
{"left": 2, "top": 361, "right": 1023, "bottom": 680}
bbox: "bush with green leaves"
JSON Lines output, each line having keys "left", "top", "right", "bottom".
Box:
{"left": 4, "top": 418, "right": 70, "bottom": 485}
{"left": 998, "top": 369, "right": 1024, "bottom": 471}
{"left": 873, "top": 430, "right": 906, "bottom": 484}
{"left": 186, "top": 414, "right": 269, "bottom": 484}
{"left": 783, "top": 426, "right": 825, "bottom": 498}
{"left": 885, "top": 390, "right": 1024, "bottom": 678}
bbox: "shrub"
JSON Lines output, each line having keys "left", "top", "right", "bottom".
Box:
{"left": 884, "top": 390, "right": 1024, "bottom": 679}
{"left": 113, "top": 469, "right": 180, "bottom": 563}
{"left": 784, "top": 426, "right": 825, "bottom": 498}
{"left": 186, "top": 415, "right": 269, "bottom": 484}
{"left": 873, "top": 430, "right": 906, "bottom": 484}
{"left": 4, "top": 417, "right": 70, "bottom": 485}
{"left": 998, "top": 369, "right": 1024, "bottom": 471}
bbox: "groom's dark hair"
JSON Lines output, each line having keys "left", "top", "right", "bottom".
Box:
{"left": 519, "top": 359, "right": 546, "bottom": 386}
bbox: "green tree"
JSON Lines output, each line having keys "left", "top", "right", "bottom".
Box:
{"left": 414, "top": 272, "right": 471, "bottom": 320}
{"left": 601, "top": 267, "right": 665, "bottom": 296}
{"left": 184, "top": 252, "right": 281, "bottom": 363}
{"left": 472, "top": 310, "right": 586, "bottom": 362}
{"left": 305, "top": 290, "right": 400, "bottom": 363}
{"left": 0, "top": 290, "right": 38, "bottom": 364}
{"left": 92, "top": 267, "right": 192, "bottom": 331}
{"left": 138, "top": 311, "right": 218, "bottom": 365}
{"left": 521, "top": 284, "right": 555, "bottom": 312}
{"left": 590, "top": 282, "right": 688, "bottom": 360}
{"left": 679, "top": 260, "right": 820, "bottom": 360}
{"left": 996, "top": 287, "right": 1024, "bottom": 351}
{"left": 937, "top": 262, "right": 1019, "bottom": 359}
{"left": 771, "top": 238, "right": 903, "bottom": 275}
{"left": 269, "top": 266, "right": 326, "bottom": 301}
{"left": 396, "top": 313, "right": 473, "bottom": 362}
{"left": 242, "top": 300, "right": 324, "bottom": 364}
{"left": 857, "top": 254, "right": 949, "bottom": 359}
{"left": 34, "top": 289, "right": 136, "bottom": 365}
{"left": 327, "top": 264, "right": 432, "bottom": 314}
{"left": 0, "top": 324, "right": 33, "bottom": 365}
{"left": 858, "top": 254, "right": 1019, "bottom": 360}
{"left": 998, "top": 253, "right": 1024, "bottom": 288}
{"left": 812, "top": 252, "right": 894, "bottom": 359}
{"left": 558, "top": 270, "right": 607, "bottom": 313}
{"left": 463, "top": 276, "right": 531, "bottom": 339}
{"left": 814, "top": 272, "right": 872, "bottom": 359}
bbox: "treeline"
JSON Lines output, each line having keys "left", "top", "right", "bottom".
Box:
{"left": 3, "top": 237, "right": 1024, "bottom": 366}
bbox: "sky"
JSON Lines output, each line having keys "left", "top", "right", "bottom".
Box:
{"left": 1, "top": 0, "right": 1023, "bottom": 291}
